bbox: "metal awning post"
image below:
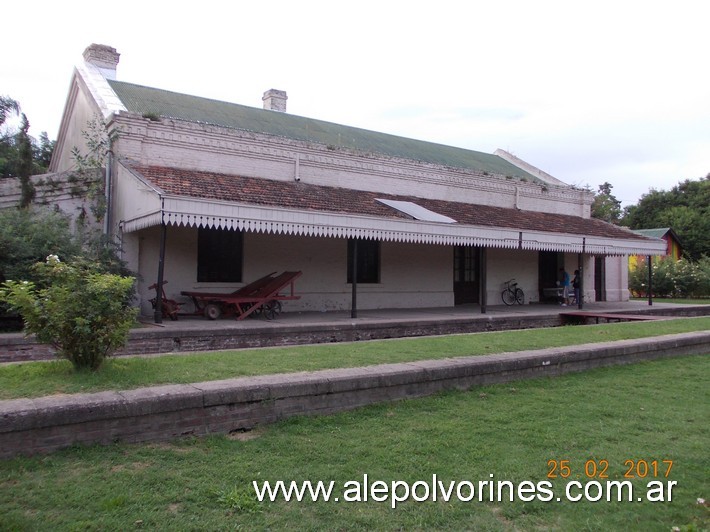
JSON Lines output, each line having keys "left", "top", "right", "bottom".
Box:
{"left": 576, "top": 238, "right": 585, "bottom": 309}
{"left": 351, "top": 240, "right": 358, "bottom": 318}
{"left": 154, "top": 222, "right": 167, "bottom": 324}
{"left": 480, "top": 246, "right": 487, "bottom": 314}
{"left": 577, "top": 254, "right": 584, "bottom": 309}
{"left": 646, "top": 255, "right": 653, "bottom": 306}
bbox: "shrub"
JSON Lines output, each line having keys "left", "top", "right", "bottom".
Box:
{"left": 0, "top": 207, "right": 80, "bottom": 284}
{"left": 629, "top": 256, "right": 710, "bottom": 298}
{"left": 697, "top": 256, "right": 710, "bottom": 296}
{"left": 651, "top": 258, "right": 676, "bottom": 297}
{"left": 0, "top": 255, "right": 137, "bottom": 370}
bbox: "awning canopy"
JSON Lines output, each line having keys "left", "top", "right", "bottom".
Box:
{"left": 117, "top": 163, "right": 667, "bottom": 256}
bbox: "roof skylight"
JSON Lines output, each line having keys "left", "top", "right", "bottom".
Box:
{"left": 376, "top": 198, "right": 457, "bottom": 224}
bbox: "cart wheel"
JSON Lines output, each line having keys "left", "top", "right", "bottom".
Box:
{"left": 204, "top": 303, "right": 222, "bottom": 320}
{"left": 263, "top": 300, "right": 282, "bottom": 320}
{"left": 246, "top": 303, "right": 262, "bottom": 318}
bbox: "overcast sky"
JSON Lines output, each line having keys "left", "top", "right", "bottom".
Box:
{"left": 3, "top": 0, "right": 708, "bottom": 207}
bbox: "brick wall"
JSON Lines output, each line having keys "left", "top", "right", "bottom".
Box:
{"left": 0, "top": 313, "right": 563, "bottom": 363}
{"left": 3, "top": 306, "right": 709, "bottom": 364}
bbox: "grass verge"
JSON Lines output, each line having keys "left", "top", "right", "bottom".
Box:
{"left": 0, "top": 355, "right": 707, "bottom": 530}
{"left": 1, "top": 317, "right": 709, "bottom": 400}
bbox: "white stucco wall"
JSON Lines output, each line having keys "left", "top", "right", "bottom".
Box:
{"left": 121, "top": 223, "right": 634, "bottom": 316}
{"left": 51, "top": 76, "right": 105, "bottom": 173}
{"left": 135, "top": 228, "right": 453, "bottom": 316}
{"left": 485, "top": 248, "right": 539, "bottom": 305}
{"left": 134, "top": 225, "right": 634, "bottom": 316}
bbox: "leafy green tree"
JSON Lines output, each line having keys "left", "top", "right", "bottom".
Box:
{"left": 697, "top": 256, "right": 710, "bottom": 296}
{"left": 1, "top": 96, "right": 54, "bottom": 178}
{"left": 0, "top": 205, "right": 133, "bottom": 332}
{"left": 0, "top": 207, "right": 80, "bottom": 284}
{"left": 0, "top": 96, "right": 20, "bottom": 177}
{"left": 70, "top": 115, "right": 118, "bottom": 222}
{"left": 623, "top": 175, "right": 709, "bottom": 260}
{"left": 591, "top": 182, "right": 622, "bottom": 224}
{"left": 0, "top": 205, "right": 130, "bottom": 283}
{"left": 34, "top": 132, "right": 55, "bottom": 171}
{"left": 0, "top": 255, "right": 136, "bottom": 370}
{"left": 0, "top": 96, "right": 19, "bottom": 126}
{"left": 17, "top": 114, "right": 35, "bottom": 207}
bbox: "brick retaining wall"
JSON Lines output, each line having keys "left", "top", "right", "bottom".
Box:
{"left": 2, "top": 305, "right": 708, "bottom": 364}
{"left": 1, "top": 331, "right": 707, "bottom": 458}
{"left": 0, "top": 313, "right": 563, "bottom": 363}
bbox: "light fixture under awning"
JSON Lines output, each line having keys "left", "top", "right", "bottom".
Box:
{"left": 375, "top": 198, "right": 457, "bottom": 224}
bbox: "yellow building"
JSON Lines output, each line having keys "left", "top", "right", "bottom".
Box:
{"left": 629, "top": 228, "right": 683, "bottom": 270}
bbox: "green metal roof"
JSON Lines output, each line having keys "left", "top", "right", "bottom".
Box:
{"left": 632, "top": 228, "right": 671, "bottom": 239}
{"left": 108, "top": 80, "right": 542, "bottom": 182}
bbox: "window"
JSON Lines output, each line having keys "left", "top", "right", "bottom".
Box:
{"left": 197, "top": 227, "right": 243, "bottom": 282}
{"left": 347, "top": 238, "right": 380, "bottom": 284}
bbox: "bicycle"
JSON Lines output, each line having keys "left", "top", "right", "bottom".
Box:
{"left": 501, "top": 279, "right": 525, "bottom": 306}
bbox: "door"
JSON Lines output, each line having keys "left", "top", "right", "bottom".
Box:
{"left": 454, "top": 246, "right": 479, "bottom": 305}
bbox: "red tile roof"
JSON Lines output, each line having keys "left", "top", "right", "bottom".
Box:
{"left": 131, "top": 164, "right": 649, "bottom": 242}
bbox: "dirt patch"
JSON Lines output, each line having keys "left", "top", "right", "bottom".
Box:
{"left": 227, "top": 428, "right": 264, "bottom": 442}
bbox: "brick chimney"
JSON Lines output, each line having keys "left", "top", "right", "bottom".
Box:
{"left": 262, "top": 89, "right": 287, "bottom": 112}
{"left": 83, "top": 44, "right": 120, "bottom": 80}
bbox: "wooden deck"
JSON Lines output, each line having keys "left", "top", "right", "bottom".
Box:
{"left": 560, "top": 312, "right": 670, "bottom": 324}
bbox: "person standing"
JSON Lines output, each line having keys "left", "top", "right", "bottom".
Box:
{"left": 559, "top": 268, "right": 570, "bottom": 306}
{"left": 572, "top": 269, "right": 581, "bottom": 305}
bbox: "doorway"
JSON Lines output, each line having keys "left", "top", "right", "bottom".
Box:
{"left": 454, "top": 246, "right": 479, "bottom": 304}
{"left": 538, "top": 251, "right": 564, "bottom": 302}
{"left": 595, "top": 257, "right": 606, "bottom": 302}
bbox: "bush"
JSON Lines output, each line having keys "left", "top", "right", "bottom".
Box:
{"left": 0, "top": 207, "right": 134, "bottom": 331}
{"left": 0, "top": 255, "right": 137, "bottom": 370}
{"left": 0, "top": 207, "right": 80, "bottom": 284}
{"left": 629, "top": 256, "right": 710, "bottom": 298}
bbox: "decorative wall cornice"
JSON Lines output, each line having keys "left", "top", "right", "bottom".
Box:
{"left": 111, "top": 113, "right": 592, "bottom": 213}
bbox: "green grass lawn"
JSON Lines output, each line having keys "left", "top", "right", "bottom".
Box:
{"left": 1, "top": 317, "right": 708, "bottom": 400}
{"left": 0, "top": 355, "right": 707, "bottom": 531}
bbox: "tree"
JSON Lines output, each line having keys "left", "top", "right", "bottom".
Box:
{"left": 0, "top": 96, "right": 20, "bottom": 177}
{"left": 69, "top": 115, "right": 118, "bottom": 223}
{"left": 0, "top": 207, "right": 80, "bottom": 284}
{"left": 591, "top": 182, "right": 622, "bottom": 224}
{"left": 0, "top": 207, "right": 83, "bottom": 330}
{"left": 623, "top": 175, "right": 709, "bottom": 260}
{"left": 0, "top": 96, "right": 19, "bottom": 126}
{"left": 34, "top": 132, "right": 55, "bottom": 171}
{"left": 0, "top": 96, "right": 54, "bottom": 178}
{"left": 17, "top": 114, "right": 35, "bottom": 207}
